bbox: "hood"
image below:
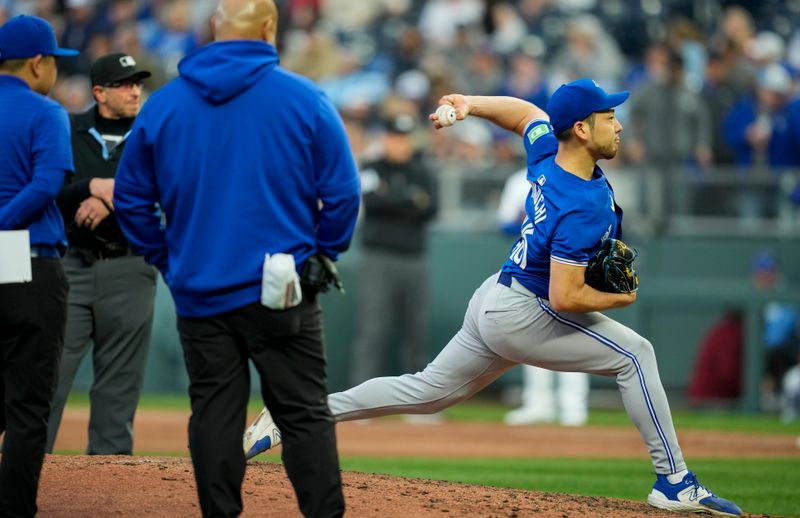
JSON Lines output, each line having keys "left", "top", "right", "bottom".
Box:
{"left": 178, "top": 40, "right": 279, "bottom": 105}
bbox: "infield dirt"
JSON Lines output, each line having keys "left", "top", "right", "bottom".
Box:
{"left": 37, "top": 408, "right": 792, "bottom": 517}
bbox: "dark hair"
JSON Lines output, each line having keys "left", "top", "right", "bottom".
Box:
{"left": 555, "top": 112, "right": 598, "bottom": 142}
{"left": 0, "top": 58, "right": 28, "bottom": 72}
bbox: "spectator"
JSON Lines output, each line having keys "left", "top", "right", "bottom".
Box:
{"left": 46, "top": 53, "right": 157, "bottom": 456}
{"left": 50, "top": 73, "right": 92, "bottom": 113}
{"left": 0, "top": 15, "right": 76, "bottom": 516}
{"left": 627, "top": 49, "right": 712, "bottom": 168}
{"left": 418, "top": 0, "right": 484, "bottom": 49}
{"left": 781, "top": 360, "right": 800, "bottom": 423}
{"left": 724, "top": 63, "right": 800, "bottom": 168}
{"left": 349, "top": 113, "right": 438, "bottom": 386}
{"left": 687, "top": 310, "right": 743, "bottom": 405}
{"left": 139, "top": 0, "right": 197, "bottom": 79}
{"left": 112, "top": 0, "right": 360, "bottom": 516}
{"left": 486, "top": 1, "right": 526, "bottom": 55}
{"left": 724, "top": 64, "right": 800, "bottom": 220}
{"left": 665, "top": 17, "right": 707, "bottom": 93}
{"left": 762, "top": 302, "right": 800, "bottom": 411}
{"left": 495, "top": 51, "right": 549, "bottom": 108}
{"left": 551, "top": 14, "right": 626, "bottom": 88}
{"left": 626, "top": 49, "right": 712, "bottom": 228}
{"left": 59, "top": 0, "right": 108, "bottom": 75}
{"left": 702, "top": 50, "right": 738, "bottom": 165}
{"left": 711, "top": 6, "right": 757, "bottom": 96}
{"left": 745, "top": 31, "right": 786, "bottom": 69}
{"left": 750, "top": 250, "right": 800, "bottom": 413}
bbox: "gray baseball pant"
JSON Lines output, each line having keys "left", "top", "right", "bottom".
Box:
{"left": 349, "top": 249, "right": 429, "bottom": 385}
{"left": 330, "top": 272, "right": 686, "bottom": 475}
{"left": 46, "top": 253, "right": 156, "bottom": 454}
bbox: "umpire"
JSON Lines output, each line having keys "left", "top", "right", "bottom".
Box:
{"left": 350, "top": 114, "right": 438, "bottom": 385}
{"left": 113, "top": 0, "right": 360, "bottom": 516}
{"left": 0, "top": 15, "right": 77, "bottom": 517}
{"left": 46, "top": 53, "right": 157, "bottom": 455}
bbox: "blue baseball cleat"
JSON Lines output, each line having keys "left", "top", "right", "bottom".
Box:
{"left": 647, "top": 471, "right": 742, "bottom": 516}
{"left": 243, "top": 407, "right": 282, "bottom": 460}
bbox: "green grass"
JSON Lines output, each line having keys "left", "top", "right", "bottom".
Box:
{"left": 64, "top": 393, "right": 312, "bottom": 413}
{"left": 63, "top": 394, "right": 800, "bottom": 515}
{"left": 335, "top": 457, "right": 800, "bottom": 517}
{"left": 63, "top": 393, "right": 800, "bottom": 434}
{"left": 445, "top": 401, "right": 800, "bottom": 435}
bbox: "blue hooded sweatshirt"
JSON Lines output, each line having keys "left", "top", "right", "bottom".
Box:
{"left": 114, "top": 41, "right": 361, "bottom": 317}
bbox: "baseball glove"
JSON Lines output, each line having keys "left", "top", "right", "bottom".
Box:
{"left": 584, "top": 238, "right": 638, "bottom": 293}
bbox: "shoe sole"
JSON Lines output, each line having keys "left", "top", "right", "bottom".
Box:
{"left": 647, "top": 493, "right": 739, "bottom": 517}
{"left": 243, "top": 409, "right": 282, "bottom": 459}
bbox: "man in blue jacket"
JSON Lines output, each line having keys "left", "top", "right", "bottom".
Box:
{"left": 723, "top": 63, "right": 800, "bottom": 219}
{"left": 113, "top": 0, "right": 360, "bottom": 516}
{"left": 0, "top": 15, "right": 77, "bottom": 517}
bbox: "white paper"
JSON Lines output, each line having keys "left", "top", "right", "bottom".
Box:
{"left": 261, "top": 253, "right": 302, "bottom": 310}
{"left": 0, "top": 230, "right": 32, "bottom": 284}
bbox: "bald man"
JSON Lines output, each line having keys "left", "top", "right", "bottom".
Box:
{"left": 114, "top": 0, "right": 360, "bottom": 516}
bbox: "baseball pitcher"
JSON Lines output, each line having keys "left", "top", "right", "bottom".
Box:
{"left": 244, "top": 79, "right": 742, "bottom": 517}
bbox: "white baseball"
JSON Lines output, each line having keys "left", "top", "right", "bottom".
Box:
{"left": 436, "top": 104, "right": 457, "bottom": 127}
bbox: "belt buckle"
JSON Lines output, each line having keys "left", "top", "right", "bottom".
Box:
{"left": 30, "top": 246, "right": 58, "bottom": 259}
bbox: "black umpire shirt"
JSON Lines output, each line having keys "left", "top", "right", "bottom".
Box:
{"left": 360, "top": 154, "right": 438, "bottom": 256}
{"left": 56, "top": 106, "right": 134, "bottom": 254}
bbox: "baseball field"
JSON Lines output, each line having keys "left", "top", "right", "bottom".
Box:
{"left": 38, "top": 395, "right": 799, "bottom": 517}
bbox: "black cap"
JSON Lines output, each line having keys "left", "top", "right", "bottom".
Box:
{"left": 383, "top": 113, "right": 417, "bottom": 135}
{"left": 90, "top": 52, "right": 151, "bottom": 86}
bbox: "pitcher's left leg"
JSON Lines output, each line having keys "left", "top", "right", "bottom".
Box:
{"left": 480, "top": 287, "right": 684, "bottom": 475}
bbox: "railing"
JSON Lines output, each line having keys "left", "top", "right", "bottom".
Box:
{"left": 428, "top": 159, "right": 800, "bottom": 237}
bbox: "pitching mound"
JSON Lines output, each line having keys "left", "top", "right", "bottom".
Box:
{"left": 38, "top": 455, "right": 705, "bottom": 518}
{"left": 39, "top": 410, "right": 793, "bottom": 516}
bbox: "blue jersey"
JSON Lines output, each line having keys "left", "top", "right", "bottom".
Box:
{"left": 500, "top": 119, "right": 623, "bottom": 299}
{"left": 0, "top": 76, "right": 73, "bottom": 251}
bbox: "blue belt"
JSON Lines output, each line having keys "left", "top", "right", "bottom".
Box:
{"left": 497, "top": 271, "right": 512, "bottom": 287}
{"left": 30, "top": 246, "right": 61, "bottom": 258}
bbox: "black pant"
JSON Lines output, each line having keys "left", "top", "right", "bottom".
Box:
{"left": 0, "top": 258, "right": 68, "bottom": 518}
{"left": 177, "top": 293, "right": 344, "bottom": 518}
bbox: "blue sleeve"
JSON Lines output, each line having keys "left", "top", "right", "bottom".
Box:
{"left": 0, "top": 104, "right": 72, "bottom": 230}
{"left": 550, "top": 208, "right": 603, "bottom": 267}
{"left": 523, "top": 119, "right": 558, "bottom": 169}
{"left": 114, "top": 113, "right": 169, "bottom": 275}
{"left": 723, "top": 98, "right": 755, "bottom": 165}
{"left": 312, "top": 94, "right": 361, "bottom": 260}
{"left": 786, "top": 100, "right": 800, "bottom": 165}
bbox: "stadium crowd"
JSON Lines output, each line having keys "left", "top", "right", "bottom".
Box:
{"left": 2, "top": 0, "right": 799, "bottom": 224}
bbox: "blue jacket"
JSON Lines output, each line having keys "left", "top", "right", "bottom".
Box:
{"left": 0, "top": 76, "right": 73, "bottom": 251}
{"left": 723, "top": 96, "right": 800, "bottom": 168}
{"left": 114, "top": 41, "right": 361, "bottom": 317}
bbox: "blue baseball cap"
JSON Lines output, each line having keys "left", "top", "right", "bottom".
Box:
{"left": 546, "top": 78, "right": 629, "bottom": 135}
{"left": 0, "top": 15, "right": 79, "bottom": 61}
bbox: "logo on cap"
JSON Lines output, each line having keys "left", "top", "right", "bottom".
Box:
{"left": 119, "top": 56, "right": 136, "bottom": 68}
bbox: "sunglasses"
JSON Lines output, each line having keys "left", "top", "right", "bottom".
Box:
{"left": 103, "top": 79, "right": 144, "bottom": 89}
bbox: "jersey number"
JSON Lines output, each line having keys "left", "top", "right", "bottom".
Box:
{"left": 509, "top": 220, "right": 534, "bottom": 270}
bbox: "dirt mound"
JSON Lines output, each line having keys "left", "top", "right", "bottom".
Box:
{"left": 40, "top": 409, "right": 790, "bottom": 516}
{"left": 37, "top": 455, "right": 705, "bottom": 518}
